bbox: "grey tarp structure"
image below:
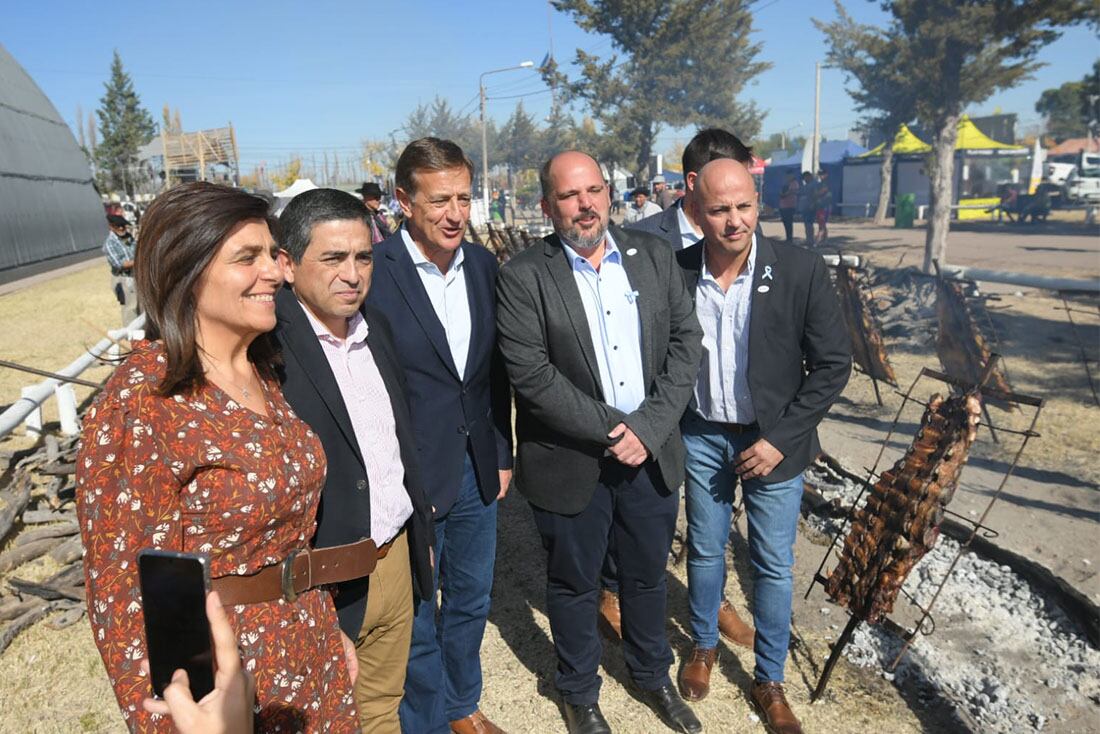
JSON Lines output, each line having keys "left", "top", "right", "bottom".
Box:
{"left": 0, "top": 43, "right": 105, "bottom": 275}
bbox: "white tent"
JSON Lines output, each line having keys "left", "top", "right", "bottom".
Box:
{"left": 273, "top": 178, "right": 318, "bottom": 198}
{"left": 272, "top": 178, "right": 319, "bottom": 215}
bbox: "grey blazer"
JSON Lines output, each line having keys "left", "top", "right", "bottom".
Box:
{"left": 496, "top": 224, "right": 703, "bottom": 514}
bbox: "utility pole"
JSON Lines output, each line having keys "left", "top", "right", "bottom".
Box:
{"left": 812, "top": 61, "right": 822, "bottom": 175}
{"left": 479, "top": 61, "right": 535, "bottom": 215}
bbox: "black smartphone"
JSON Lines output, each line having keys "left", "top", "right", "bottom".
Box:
{"left": 137, "top": 549, "right": 215, "bottom": 700}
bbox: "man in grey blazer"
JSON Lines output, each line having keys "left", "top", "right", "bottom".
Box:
{"left": 496, "top": 151, "right": 703, "bottom": 734}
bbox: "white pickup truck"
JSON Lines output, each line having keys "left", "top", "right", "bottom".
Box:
{"left": 1048, "top": 152, "right": 1100, "bottom": 204}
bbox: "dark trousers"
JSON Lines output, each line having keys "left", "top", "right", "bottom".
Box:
{"left": 531, "top": 460, "right": 678, "bottom": 705}
{"left": 779, "top": 207, "right": 796, "bottom": 242}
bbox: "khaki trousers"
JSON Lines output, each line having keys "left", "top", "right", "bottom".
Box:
{"left": 354, "top": 530, "right": 414, "bottom": 734}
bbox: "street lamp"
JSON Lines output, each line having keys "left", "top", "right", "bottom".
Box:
{"left": 480, "top": 61, "right": 535, "bottom": 215}
{"left": 780, "top": 123, "right": 803, "bottom": 155}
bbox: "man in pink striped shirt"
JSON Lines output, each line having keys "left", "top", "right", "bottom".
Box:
{"left": 274, "top": 187, "right": 435, "bottom": 733}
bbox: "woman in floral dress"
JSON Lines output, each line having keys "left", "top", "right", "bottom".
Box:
{"left": 77, "top": 182, "right": 359, "bottom": 733}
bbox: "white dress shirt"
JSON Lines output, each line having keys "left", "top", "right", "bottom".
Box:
{"left": 676, "top": 200, "right": 703, "bottom": 250}
{"left": 402, "top": 227, "right": 472, "bottom": 379}
{"left": 692, "top": 236, "right": 757, "bottom": 424}
{"left": 299, "top": 302, "right": 413, "bottom": 544}
{"left": 561, "top": 231, "right": 647, "bottom": 414}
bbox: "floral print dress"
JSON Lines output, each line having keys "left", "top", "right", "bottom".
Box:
{"left": 77, "top": 341, "right": 359, "bottom": 733}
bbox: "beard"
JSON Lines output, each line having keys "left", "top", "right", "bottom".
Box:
{"left": 558, "top": 210, "right": 608, "bottom": 251}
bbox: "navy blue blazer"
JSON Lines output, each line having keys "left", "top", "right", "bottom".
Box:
{"left": 367, "top": 231, "right": 513, "bottom": 515}
{"left": 626, "top": 201, "right": 682, "bottom": 247}
{"left": 272, "top": 290, "right": 434, "bottom": 637}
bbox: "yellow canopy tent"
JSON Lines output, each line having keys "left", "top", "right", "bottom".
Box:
{"left": 954, "top": 115, "right": 1026, "bottom": 151}
{"left": 859, "top": 123, "right": 931, "bottom": 156}
{"left": 861, "top": 116, "right": 1026, "bottom": 157}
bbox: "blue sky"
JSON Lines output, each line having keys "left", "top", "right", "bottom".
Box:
{"left": 4, "top": 0, "right": 1095, "bottom": 171}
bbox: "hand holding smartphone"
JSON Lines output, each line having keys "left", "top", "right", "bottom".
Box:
{"left": 138, "top": 549, "right": 215, "bottom": 700}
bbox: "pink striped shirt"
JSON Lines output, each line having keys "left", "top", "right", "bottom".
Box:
{"left": 299, "top": 302, "right": 413, "bottom": 544}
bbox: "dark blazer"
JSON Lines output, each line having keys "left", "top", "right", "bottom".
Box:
{"left": 629, "top": 198, "right": 765, "bottom": 247}
{"left": 366, "top": 231, "right": 513, "bottom": 514}
{"left": 496, "top": 224, "right": 703, "bottom": 515}
{"left": 627, "top": 201, "right": 682, "bottom": 248}
{"left": 676, "top": 237, "right": 851, "bottom": 483}
{"left": 273, "top": 288, "right": 434, "bottom": 637}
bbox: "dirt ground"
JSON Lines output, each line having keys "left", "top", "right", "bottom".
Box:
{"left": 1, "top": 218, "right": 1097, "bottom": 732}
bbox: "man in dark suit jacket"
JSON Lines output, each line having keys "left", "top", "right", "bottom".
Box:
{"left": 365, "top": 137, "right": 512, "bottom": 734}
{"left": 628, "top": 128, "right": 759, "bottom": 251}
{"left": 673, "top": 159, "right": 850, "bottom": 734}
{"left": 272, "top": 188, "right": 434, "bottom": 731}
{"left": 601, "top": 127, "right": 759, "bottom": 648}
{"left": 497, "top": 151, "right": 703, "bottom": 734}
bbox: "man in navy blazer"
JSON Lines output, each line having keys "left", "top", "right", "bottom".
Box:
{"left": 628, "top": 128, "right": 757, "bottom": 250}
{"left": 366, "top": 137, "right": 513, "bottom": 734}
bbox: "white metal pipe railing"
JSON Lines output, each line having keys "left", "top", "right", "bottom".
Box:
{"left": 940, "top": 264, "right": 1100, "bottom": 294}
{"left": 0, "top": 314, "right": 146, "bottom": 439}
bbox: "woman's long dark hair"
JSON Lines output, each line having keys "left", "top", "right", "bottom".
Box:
{"left": 135, "top": 182, "right": 280, "bottom": 396}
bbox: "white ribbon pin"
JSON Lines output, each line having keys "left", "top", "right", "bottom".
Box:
{"left": 763, "top": 265, "right": 774, "bottom": 280}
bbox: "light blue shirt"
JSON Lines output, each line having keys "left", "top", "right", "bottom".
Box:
{"left": 401, "top": 227, "right": 471, "bottom": 379}
{"left": 692, "top": 236, "right": 757, "bottom": 424}
{"left": 561, "top": 232, "right": 646, "bottom": 414}
{"left": 675, "top": 200, "right": 702, "bottom": 250}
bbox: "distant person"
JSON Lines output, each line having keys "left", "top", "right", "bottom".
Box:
{"left": 101, "top": 213, "right": 141, "bottom": 327}
{"left": 673, "top": 181, "right": 685, "bottom": 202}
{"left": 796, "top": 171, "right": 817, "bottom": 245}
{"left": 814, "top": 169, "right": 833, "bottom": 245}
{"left": 674, "top": 159, "right": 850, "bottom": 733}
{"left": 627, "top": 128, "right": 756, "bottom": 250}
{"left": 652, "top": 174, "right": 676, "bottom": 209}
{"left": 624, "top": 186, "right": 662, "bottom": 224}
{"left": 778, "top": 171, "right": 799, "bottom": 243}
{"left": 356, "top": 181, "right": 393, "bottom": 244}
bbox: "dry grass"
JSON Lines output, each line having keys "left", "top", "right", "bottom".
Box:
{"left": 0, "top": 260, "right": 120, "bottom": 452}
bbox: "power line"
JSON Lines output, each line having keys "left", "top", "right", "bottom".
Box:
{"left": 487, "top": 89, "right": 553, "bottom": 101}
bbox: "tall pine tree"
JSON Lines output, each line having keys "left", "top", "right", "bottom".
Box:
{"left": 95, "top": 51, "right": 156, "bottom": 197}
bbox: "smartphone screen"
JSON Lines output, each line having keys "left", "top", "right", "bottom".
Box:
{"left": 138, "top": 550, "right": 215, "bottom": 700}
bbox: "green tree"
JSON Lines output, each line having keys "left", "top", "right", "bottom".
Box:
{"left": 871, "top": 0, "right": 1091, "bottom": 272}
{"left": 95, "top": 51, "right": 156, "bottom": 197}
{"left": 499, "top": 102, "right": 543, "bottom": 172}
{"left": 547, "top": 0, "right": 767, "bottom": 179}
{"left": 752, "top": 132, "right": 806, "bottom": 161}
{"left": 816, "top": 3, "right": 918, "bottom": 224}
{"left": 401, "top": 96, "right": 499, "bottom": 183}
{"left": 1035, "top": 61, "right": 1100, "bottom": 141}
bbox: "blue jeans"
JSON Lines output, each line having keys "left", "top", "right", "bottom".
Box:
{"left": 400, "top": 455, "right": 497, "bottom": 733}
{"left": 682, "top": 410, "right": 803, "bottom": 683}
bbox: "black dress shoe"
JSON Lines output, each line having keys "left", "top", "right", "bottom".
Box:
{"left": 563, "top": 702, "right": 612, "bottom": 734}
{"left": 637, "top": 684, "right": 702, "bottom": 733}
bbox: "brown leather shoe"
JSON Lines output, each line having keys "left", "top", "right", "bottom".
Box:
{"left": 598, "top": 589, "right": 622, "bottom": 639}
{"left": 750, "top": 681, "right": 803, "bottom": 734}
{"left": 678, "top": 646, "right": 717, "bottom": 701}
{"left": 450, "top": 709, "right": 505, "bottom": 734}
{"left": 718, "top": 598, "right": 755, "bottom": 649}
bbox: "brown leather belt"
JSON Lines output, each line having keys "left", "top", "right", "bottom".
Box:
{"left": 716, "top": 421, "right": 758, "bottom": 435}
{"left": 211, "top": 535, "right": 396, "bottom": 606}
